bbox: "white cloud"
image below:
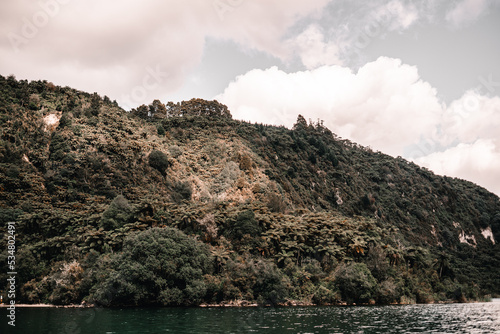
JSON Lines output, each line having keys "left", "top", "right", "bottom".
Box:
{"left": 415, "top": 139, "right": 500, "bottom": 196}
{"left": 217, "top": 57, "right": 442, "bottom": 157}
{"left": 442, "top": 91, "right": 500, "bottom": 145}
{"left": 374, "top": 0, "right": 419, "bottom": 31}
{"left": 288, "top": 25, "right": 342, "bottom": 69}
{"left": 446, "top": 0, "right": 492, "bottom": 26}
{"left": 285, "top": 0, "right": 420, "bottom": 68}
{"left": 414, "top": 90, "right": 500, "bottom": 196}
{"left": 0, "top": 0, "right": 330, "bottom": 108}
{"left": 217, "top": 57, "right": 500, "bottom": 196}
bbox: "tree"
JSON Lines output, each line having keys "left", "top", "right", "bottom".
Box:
{"left": 293, "top": 114, "right": 308, "bottom": 131}
{"left": 228, "top": 210, "right": 262, "bottom": 240}
{"left": 172, "top": 181, "right": 192, "bottom": 203}
{"left": 131, "top": 104, "right": 148, "bottom": 118}
{"left": 223, "top": 257, "right": 288, "bottom": 305}
{"left": 334, "top": 262, "right": 377, "bottom": 304}
{"left": 326, "top": 151, "right": 339, "bottom": 167}
{"left": 90, "top": 92, "right": 100, "bottom": 116}
{"left": 150, "top": 99, "right": 167, "bottom": 119}
{"left": 67, "top": 95, "right": 77, "bottom": 111}
{"left": 148, "top": 150, "right": 169, "bottom": 176}
{"left": 99, "top": 195, "right": 132, "bottom": 230}
{"left": 266, "top": 193, "right": 287, "bottom": 213}
{"left": 57, "top": 112, "right": 72, "bottom": 129}
{"left": 157, "top": 124, "right": 166, "bottom": 136}
{"left": 166, "top": 101, "right": 181, "bottom": 117}
{"left": 89, "top": 227, "right": 213, "bottom": 306}
{"left": 179, "top": 98, "right": 232, "bottom": 118}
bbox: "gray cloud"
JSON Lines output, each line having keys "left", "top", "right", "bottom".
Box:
{"left": 1, "top": 0, "right": 499, "bottom": 196}
{"left": 445, "top": 0, "right": 498, "bottom": 26}
{"left": 0, "top": 0, "right": 329, "bottom": 107}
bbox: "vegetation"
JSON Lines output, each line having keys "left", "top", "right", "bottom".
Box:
{"left": 89, "top": 227, "right": 212, "bottom": 306}
{"left": 0, "top": 74, "right": 499, "bottom": 307}
{"left": 148, "top": 150, "right": 169, "bottom": 176}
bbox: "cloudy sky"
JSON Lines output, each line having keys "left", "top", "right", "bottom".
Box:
{"left": 1, "top": 0, "right": 500, "bottom": 196}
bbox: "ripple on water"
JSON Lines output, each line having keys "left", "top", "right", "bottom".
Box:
{"left": 1, "top": 302, "right": 499, "bottom": 333}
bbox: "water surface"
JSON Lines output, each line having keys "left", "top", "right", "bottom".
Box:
{"left": 1, "top": 301, "right": 499, "bottom": 333}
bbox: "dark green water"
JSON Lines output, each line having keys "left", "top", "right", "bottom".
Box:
{"left": 1, "top": 302, "right": 499, "bottom": 333}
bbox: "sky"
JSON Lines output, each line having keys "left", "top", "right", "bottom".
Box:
{"left": 1, "top": 0, "right": 500, "bottom": 196}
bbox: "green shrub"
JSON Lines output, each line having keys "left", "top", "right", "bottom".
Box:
{"left": 365, "top": 246, "right": 390, "bottom": 281}
{"left": 157, "top": 125, "right": 166, "bottom": 136}
{"left": 29, "top": 101, "right": 39, "bottom": 110}
{"left": 5, "top": 165, "right": 20, "bottom": 178}
{"left": 148, "top": 150, "right": 169, "bottom": 176}
{"left": 0, "top": 207, "right": 23, "bottom": 227}
{"left": 223, "top": 257, "right": 288, "bottom": 305}
{"left": 89, "top": 227, "right": 212, "bottom": 306}
{"left": 58, "top": 112, "right": 72, "bottom": 129}
{"left": 228, "top": 210, "right": 261, "bottom": 239}
{"left": 49, "top": 133, "right": 70, "bottom": 161}
{"left": 334, "top": 262, "right": 377, "bottom": 304}
{"left": 266, "top": 193, "right": 287, "bottom": 213}
{"left": 326, "top": 151, "right": 339, "bottom": 166}
{"left": 253, "top": 259, "right": 289, "bottom": 305}
{"left": 99, "top": 195, "right": 132, "bottom": 230}
{"left": 377, "top": 278, "right": 401, "bottom": 304}
{"left": 172, "top": 181, "right": 192, "bottom": 203}
{"left": 89, "top": 92, "right": 100, "bottom": 116}
{"left": 308, "top": 153, "right": 317, "bottom": 164}
{"left": 312, "top": 285, "right": 340, "bottom": 305}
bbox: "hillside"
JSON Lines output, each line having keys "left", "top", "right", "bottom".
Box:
{"left": 0, "top": 74, "right": 499, "bottom": 306}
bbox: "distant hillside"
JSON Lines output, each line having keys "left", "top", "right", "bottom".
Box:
{"left": 0, "top": 74, "right": 499, "bottom": 306}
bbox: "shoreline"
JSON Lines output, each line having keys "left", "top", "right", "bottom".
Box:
{"left": 1, "top": 298, "right": 495, "bottom": 309}
{"left": 0, "top": 303, "right": 90, "bottom": 308}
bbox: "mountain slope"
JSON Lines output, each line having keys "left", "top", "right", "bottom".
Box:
{"left": 0, "top": 74, "right": 499, "bottom": 306}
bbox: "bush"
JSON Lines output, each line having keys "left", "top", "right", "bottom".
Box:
{"left": 49, "top": 261, "right": 84, "bottom": 304}
{"left": 148, "top": 150, "right": 169, "bottom": 176}
{"left": 49, "top": 133, "right": 70, "bottom": 161}
{"left": 365, "top": 246, "right": 390, "bottom": 281}
{"left": 253, "top": 259, "right": 289, "bottom": 305}
{"left": 172, "top": 181, "right": 192, "bottom": 203}
{"left": 212, "top": 161, "right": 240, "bottom": 194}
{"left": 238, "top": 154, "right": 253, "bottom": 171}
{"left": 334, "top": 262, "right": 377, "bottom": 304}
{"left": 99, "top": 195, "right": 132, "bottom": 230}
{"left": 308, "top": 153, "right": 317, "bottom": 164}
{"left": 377, "top": 278, "right": 401, "bottom": 304}
{"left": 326, "top": 151, "right": 339, "bottom": 167}
{"left": 266, "top": 193, "right": 287, "bottom": 213}
{"left": 223, "top": 257, "right": 289, "bottom": 305}
{"left": 168, "top": 145, "right": 182, "bottom": 158}
{"left": 58, "top": 112, "right": 72, "bottom": 129}
{"left": 89, "top": 227, "right": 213, "bottom": 306}
{"left": 312, "top": 285, "right": 340, "bottom": 305}
{"left": 228, "top": 210, "right": 261, "bottom": 240}
{"left": 20, "top": 260, "right": 84, "bottom": 305}
{"left": 89, "top": 92, "right": 100, "bottom": 116}
{"left": 157, "top": 125, "right": 166, "bottom": 136}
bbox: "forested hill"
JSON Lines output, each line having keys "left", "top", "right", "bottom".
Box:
{"left": 0, "top": 74, "right": 499, "bottom": 306}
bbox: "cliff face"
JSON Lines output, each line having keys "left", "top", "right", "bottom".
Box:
{"left": 0, "top": 74, "right": 499, "bottom": 306}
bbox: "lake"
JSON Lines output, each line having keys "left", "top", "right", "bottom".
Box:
{"left": 1, "top": 301, "right": 499, "bottom": 333}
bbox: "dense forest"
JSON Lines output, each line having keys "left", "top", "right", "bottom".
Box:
{"left": 0, "top": 74, "right": 499, "bottom": 306}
